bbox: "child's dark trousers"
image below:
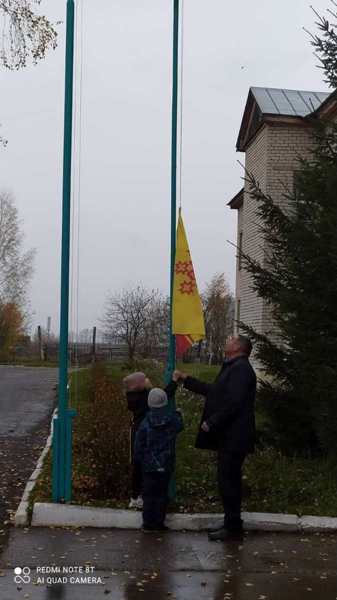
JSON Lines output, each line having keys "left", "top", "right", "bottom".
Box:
{"left": 130, "top": 425, "right": 143, "bottom": 499}
{"left": 142, "top": 471, "right": 171, "bottom": 529}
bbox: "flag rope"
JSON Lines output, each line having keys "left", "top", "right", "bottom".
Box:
{"left": 70, "top": 0, "right": 84, "bottom": 407}
{"left": 75, "top": 0, "right": 84, "bottom": 402}
{"left": 178, "top": 0, "right": 185, "bottom": 210}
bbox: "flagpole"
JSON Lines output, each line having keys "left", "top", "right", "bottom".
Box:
{"left": 166, "top": 0, "right": 180, "bottom": 389}
{"left": 52, "top": 0, "right": 76, "bottom": 503}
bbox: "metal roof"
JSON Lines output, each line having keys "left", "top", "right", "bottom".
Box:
{"left": 251, "top": 87, "right": 330, "bottom": 117}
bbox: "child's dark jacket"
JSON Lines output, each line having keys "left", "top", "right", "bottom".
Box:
{"left": 134, "top": 382, "right": 183, "bottom": 473}
{"left": 134, "top": 408, "right": 183, "bottom": 473}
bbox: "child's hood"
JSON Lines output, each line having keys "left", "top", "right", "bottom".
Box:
{"left": 147, "top": 408, "right": 173, "bottom": 429}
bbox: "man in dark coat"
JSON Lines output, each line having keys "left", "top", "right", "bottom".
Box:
{"left": 174, "top": 335, "right": 256, "bottom": 541}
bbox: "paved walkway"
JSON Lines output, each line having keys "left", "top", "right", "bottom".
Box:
{"left": 0, "top": 527, "right": 336, "bottom": 599}
{"left": 0, "top": 367, "right": 57, "bottom": 552}
{"left": 0, "top": 366, "right": 57, "bottom": 437}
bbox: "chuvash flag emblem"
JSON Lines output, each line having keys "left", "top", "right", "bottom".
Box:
{"left": 172, "top": 209, "right": 205, "bottom": 357}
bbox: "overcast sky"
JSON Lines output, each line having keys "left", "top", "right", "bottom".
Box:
{"left": 0, "top": 0, "right": 331, "bottom": 335}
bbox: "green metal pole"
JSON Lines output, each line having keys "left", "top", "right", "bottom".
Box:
{"left": 52, "top": 0, "right": 76, "bottom": 503}
{"left": 166, "top": 0, "right": 180, "bottom": 502}
{"left": 165, "top": 0, "right": 179, "bottom": 391}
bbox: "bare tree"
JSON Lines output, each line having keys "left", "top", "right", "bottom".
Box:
{"left": 138, "top": 293, "right": 169, "bottom": 358}
{"left": 0, "top": 1, "right": 58, "bottom": 146}
{"left": 0, "top": 0, "right": 57, "bottom": 70}
{"left": 0, "top": 301, "right": 23, "bottom": 359}
{"left": 0, "top": 125, "right": 7, "bottom": 148}
{"left": 101, "top": 286, "right": 161, "bottom": 361}
{"left": 0, "top": 191, "right": 35, "bottom": 308}
{"left": 203, "top": 273, "right": 234, "bottom": 364}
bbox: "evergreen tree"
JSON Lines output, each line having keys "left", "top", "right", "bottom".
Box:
{"left": 240, "top": 3, "right": 337, "bottom": 456}
{"left": 308, "top": 0, "right": 337, "bottom": 89}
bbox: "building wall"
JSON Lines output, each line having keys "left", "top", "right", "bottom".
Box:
{"left": 237, "top": 125, "right": 268, "bottom": 340}
{"left": 235, "top": 122, "right": 314, "bottom": 366}
{"left": 262, "top": 125, "right": 314, "bottom": 335}
{"left": 234, "top": 206, "right": 243, "bottom": 335}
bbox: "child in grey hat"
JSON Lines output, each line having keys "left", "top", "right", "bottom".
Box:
{"left": 134, "top": 383, "right": 183, "bottom": 531}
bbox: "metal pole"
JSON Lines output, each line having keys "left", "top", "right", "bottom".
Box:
{"left": 52, "top": 0, "right": 76, "bottom": 503}
{"left": 165, "top": 0, "right": 180, "bottom": 390}
{"left": 165, "top": 0, "right": 180, "bottom": 501}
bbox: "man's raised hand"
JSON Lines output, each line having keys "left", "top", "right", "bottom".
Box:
{"left": 173, "top": 370, "right": 187, "bottom": 383}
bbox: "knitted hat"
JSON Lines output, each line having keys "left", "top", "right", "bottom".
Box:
{"left": 148, "top": 388, "right": 168, "bottom": 409}
{"left": 123, "top": 372, "right": 146, "bottom": 391}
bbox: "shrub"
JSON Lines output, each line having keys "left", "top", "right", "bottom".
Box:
{"left": 72, "top": 364, "right": 131, "bottom": 501}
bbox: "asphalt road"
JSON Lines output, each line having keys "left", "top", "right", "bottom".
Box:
{"left": 0, "top": 366, "right": 58, "bottom": 437}
{"left": 0, "top": 366, "right": 58, "bottom": 551}
{"left": 0, "top": 528, "right": 336, "bottom": 599}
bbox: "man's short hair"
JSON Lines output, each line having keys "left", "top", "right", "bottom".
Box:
{"left": 238, "top": 335, "right": 253, "bottom": 356}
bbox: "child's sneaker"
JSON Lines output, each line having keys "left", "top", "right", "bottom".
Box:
{"left": 129, "top": 497, "right": 143, "bottom": 509}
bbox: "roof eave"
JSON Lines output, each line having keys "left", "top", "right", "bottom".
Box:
{"left": 237, "top": 114, "right": 311, "bottom": 152}
{"left": 236, "top": 89, "right": 256, "bottom": 152}
{"left": 227, "top": 188, "right": 244, "bottom": 210}
{"left": 308, "top": 89, "right": 337, "bottom": 120}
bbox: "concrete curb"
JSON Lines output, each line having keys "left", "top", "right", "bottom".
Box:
{"left": 14, "top": 409, "right": 57, "bottom": 527}
{"left": 300, "top": 515, "right": 337, "bottom": 532}
{"left": 31, "top": 502, "right": 337, "bottom": 533}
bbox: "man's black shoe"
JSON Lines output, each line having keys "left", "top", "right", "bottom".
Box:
{"left": 208, "top": 527, "right": 243, "bottom": 542}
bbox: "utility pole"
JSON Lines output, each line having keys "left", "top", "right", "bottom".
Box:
{"left": 47, "top": 316, "right": 51, "bottom": 339}
{"left": 37, "top": 326, "right": 44, "bottom": 361}
{"left": 52, "top": 0, "right": 76, "bottom": 503}
{"left": 165, "top": 0, "right": 180, "bottom": 392}
{"left": 45, "top": 316, "right": 51, "bottom": 362}
{"left": 92, "top": 326, "right": 97, "bottom": 363}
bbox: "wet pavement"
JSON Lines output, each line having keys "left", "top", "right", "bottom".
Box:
{"left": 0, "top": 367, "right": 57, "bottom": 437}
{"left": 0, "top": 368, "right": 336, "bottom": 599}
{"left": 0, "top": 527, "right": 336, "bottom": 599}
{"left": 0, "top": 367, "right": 57, "bottom": 552}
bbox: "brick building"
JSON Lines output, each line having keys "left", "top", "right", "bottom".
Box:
{"left": 229, "top": 86, "right": 337, "bottom": 365}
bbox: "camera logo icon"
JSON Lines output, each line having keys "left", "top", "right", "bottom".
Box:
{"left": 14, "top": 567, "right": 31, "bottom": 584}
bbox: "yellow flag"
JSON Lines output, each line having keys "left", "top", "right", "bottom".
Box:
{"left": 172, "top": 210, "right": 205, "bottom": 356}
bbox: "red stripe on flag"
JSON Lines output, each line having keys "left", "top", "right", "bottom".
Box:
{"left": 175, "top": 335, "right": 193, "bottom": 358}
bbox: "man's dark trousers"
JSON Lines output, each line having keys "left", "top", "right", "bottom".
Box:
{"left": 142, "top": 471, "right": 171, "bottom": 529}
{"left": 217, "top": 449, "right": 246, "bottom": 531}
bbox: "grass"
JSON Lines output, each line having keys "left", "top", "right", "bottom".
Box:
{"left": 30, "top": 359, "right": 337, "bottom": 517}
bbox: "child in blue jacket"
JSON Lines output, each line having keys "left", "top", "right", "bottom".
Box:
{"left": 134, "top": 386, "right": 184, "bottom": 531}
